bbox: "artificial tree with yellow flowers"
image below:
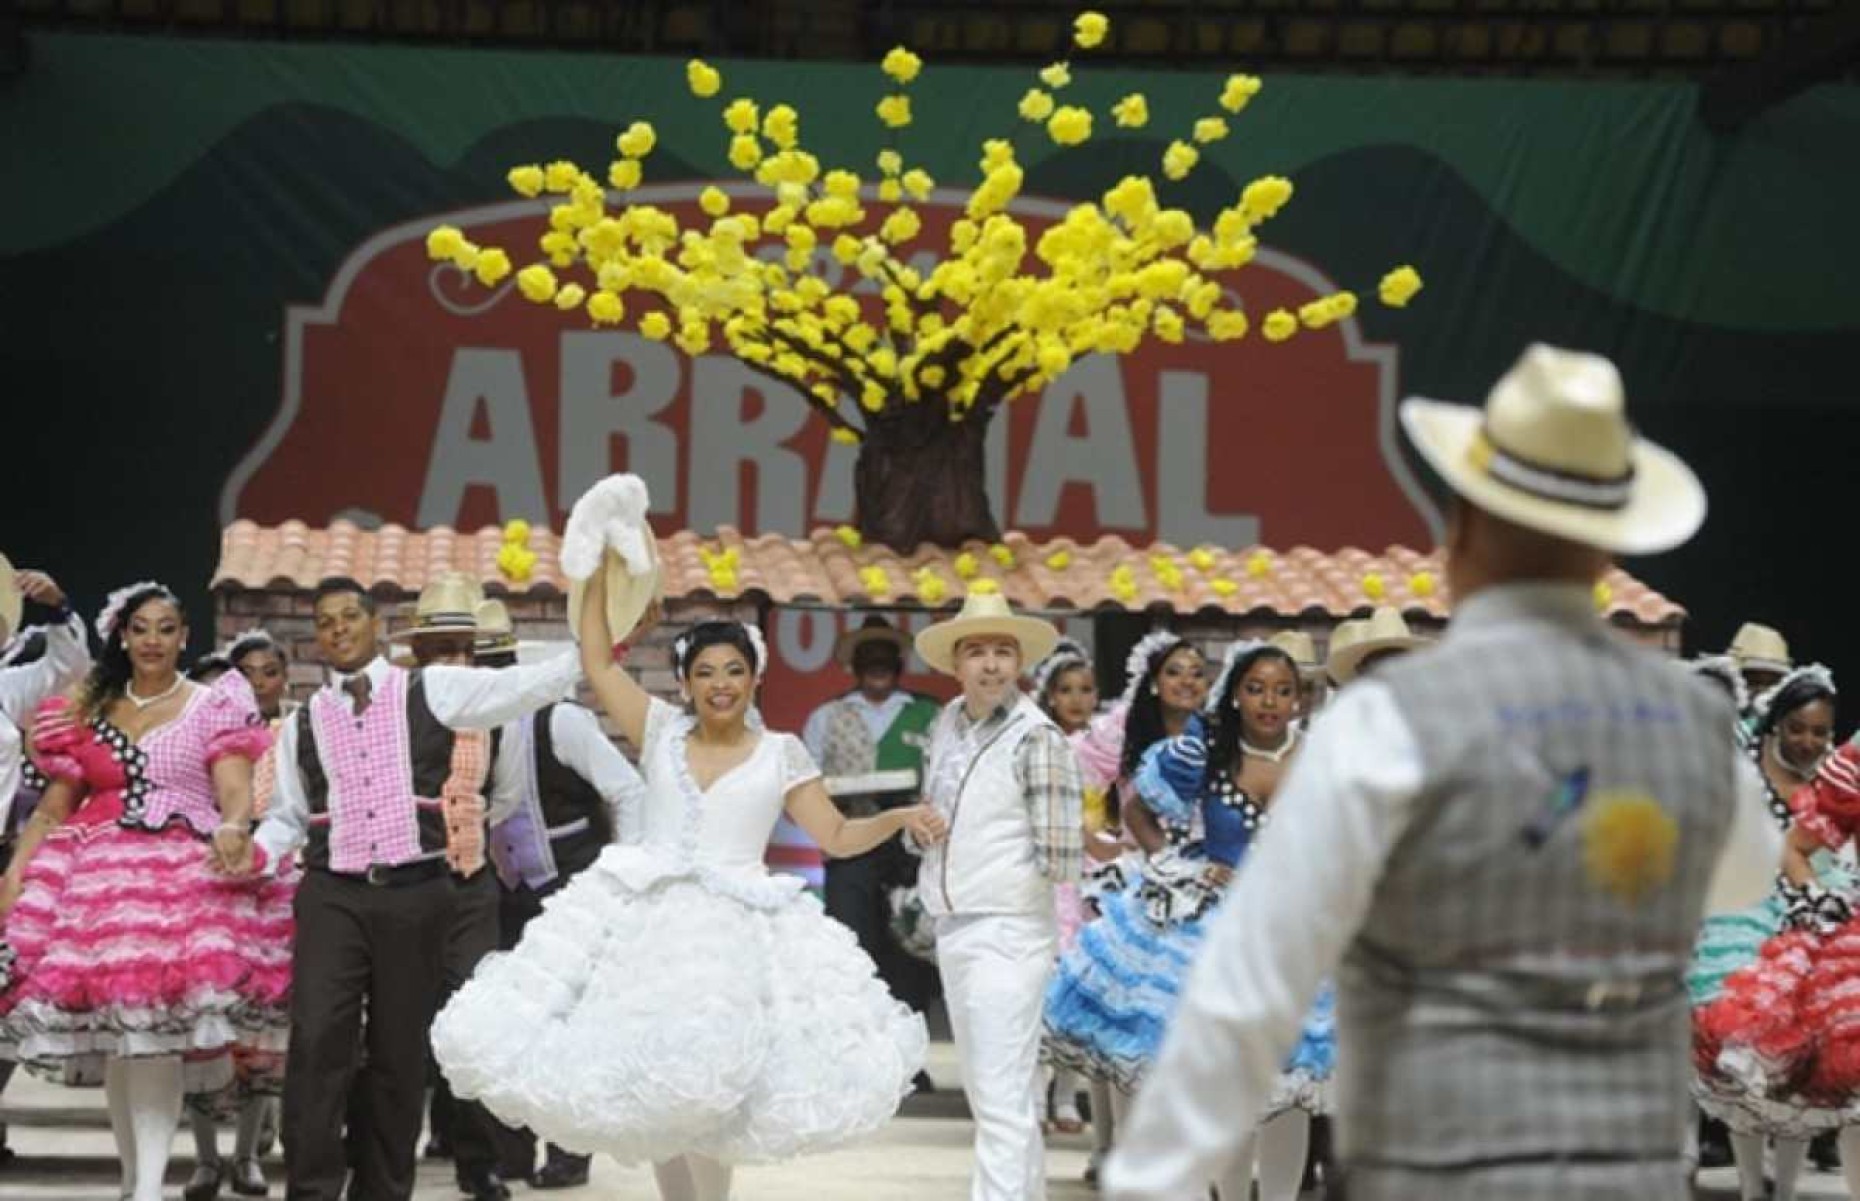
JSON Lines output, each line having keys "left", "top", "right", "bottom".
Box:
{"left": 427, "top": 10, "right": 1422, "bottom": 551}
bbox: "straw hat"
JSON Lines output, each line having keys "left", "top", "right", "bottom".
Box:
{"left": 1727, "top": 622, "right": 1791, "bottom": 676}
{"left": 1327, "top": 607, "right": 1427, "bottom": 685}
{"left": 389, "top": 572, "right": 485, "bottom": 644}
{"left": 1399, "top": 344, "right": 1706, "bottom": 556}
{"left": 473, "top": 598, "right": 566, "bottom": 666}
{"left": 835, "top": 614, "right": 910, "bottom": 668}
{"left": 0, "top": 554, "right": 19, "bottom": 646}
{"left": 1267, "top": 629, "right": 1320, "bottom": 675}
{"left": 561, "top": 475, "right": 663, "bottom": 647}
{"left": 915, "top": 589, "right": 1059, "bottom": 676}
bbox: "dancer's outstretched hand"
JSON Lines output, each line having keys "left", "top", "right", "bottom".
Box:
{"left": 902, "top": 805, "right": 949, "bottom": 846}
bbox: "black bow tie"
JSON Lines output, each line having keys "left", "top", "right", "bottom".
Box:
{"left": 342, "top": 672, "right": 373, "bottom": 714}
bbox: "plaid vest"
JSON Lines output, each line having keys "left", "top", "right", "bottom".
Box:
{"left": 1338, "top": 588, "right": 1736, "bottom": 1171}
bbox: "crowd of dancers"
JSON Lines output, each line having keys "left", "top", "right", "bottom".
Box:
{"left": 0, "top": 344, "right": 1855, "bottom": 1201}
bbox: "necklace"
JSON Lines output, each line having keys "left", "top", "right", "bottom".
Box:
{"left": 125, "top": 675, "right": 185, "bottom": 710}
{"left": 1242, "top": 727, "right": 1298, "bottom": 763}
{"left": 1769, "top": 738, "right": 1820, "bottom": 783}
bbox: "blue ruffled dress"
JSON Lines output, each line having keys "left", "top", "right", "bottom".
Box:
{"left": 1042, "top": 725, "right": 1334, "bottom": 1108}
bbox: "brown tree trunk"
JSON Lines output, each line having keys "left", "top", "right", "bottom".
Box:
{"left": 854, "top": 403, "right": 1001, "bottom": 551}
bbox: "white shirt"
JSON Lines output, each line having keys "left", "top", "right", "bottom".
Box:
{"left": 1104, "top": 584, "right": 1782, "bottom": 1201}
{"left": 488, "top": 701, "right": 646, "bottom": 845}
{"left": 255, "top": 650, "right": 582, "bottom": 870}
{"left": 802, "top": 689, "right": 916, "bottom": 763}
{"left": 1, "top": 614, "right": 93, "bottom": 831}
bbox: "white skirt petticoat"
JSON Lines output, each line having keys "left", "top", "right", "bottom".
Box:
{"left": 432, "top": 844, "right": 927, "bottom": 1165}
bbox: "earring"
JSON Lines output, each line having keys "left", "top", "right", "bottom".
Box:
{"left": 1149, "top": 684, "right": 1159, "bottom": 696}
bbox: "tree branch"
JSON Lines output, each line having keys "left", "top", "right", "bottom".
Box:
{"left": 760, "top": 328, "right": 870, "bottom": 435}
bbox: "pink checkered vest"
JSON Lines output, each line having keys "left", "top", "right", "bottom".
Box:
{"left": 295, "top": 666, "right": 489, "bottom": 873}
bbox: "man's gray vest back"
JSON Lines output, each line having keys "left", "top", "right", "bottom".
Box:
{"left": 1339, "top": 595, "right": 1737, "bottom": 1171}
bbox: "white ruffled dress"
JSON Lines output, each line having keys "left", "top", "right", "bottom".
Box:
{"left": 432, "top": 699, "right": 927, "bottom": 1164}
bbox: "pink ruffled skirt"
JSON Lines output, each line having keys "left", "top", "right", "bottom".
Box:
{"left": 0, "top": 812, "right": 292, "bottom": 1077}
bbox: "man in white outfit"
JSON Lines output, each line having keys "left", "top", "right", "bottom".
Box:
{"left": 914, "top": 586, "right": 1083, "bottom": 1201}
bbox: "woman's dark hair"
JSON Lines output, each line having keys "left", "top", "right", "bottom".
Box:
{"left": 675, "top": 621, "right": 761, "bottom": 679}
{"left": 1206, "top": 645, "right": 1301, "bottom": 780}
{"left": 187, "top": 653, "right": 233, "bottom": 682}
{"left": 229, "top": 630, "right": 289, "bottom": 670}
{"left": 1120, "top": 639, "right": 1201, "bottom": 780}
{"left": 75, "top": 585, "right": 186, "bottom": 721}
{"left": 1755, "top": 672, "right": 1837, "bottom": 740}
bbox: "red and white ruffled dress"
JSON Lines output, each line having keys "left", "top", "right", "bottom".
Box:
{"left": 1695, "top": 743, "right": 1860, "bottom": 1134}
{"left": 0, "top": 673, "right": 291, "bottom": 1086}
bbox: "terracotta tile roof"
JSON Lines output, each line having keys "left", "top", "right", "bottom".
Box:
{"left": 213, "top": 520, "right": 1685, "bottom": 626}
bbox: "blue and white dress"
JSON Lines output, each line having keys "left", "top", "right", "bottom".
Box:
{"left": 1042, "top": 725, "right": 1334, "bottom": 1109}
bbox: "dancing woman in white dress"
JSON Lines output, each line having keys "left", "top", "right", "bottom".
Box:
{"left": 433, "top": 572, "right": 942, "bottom": 1201}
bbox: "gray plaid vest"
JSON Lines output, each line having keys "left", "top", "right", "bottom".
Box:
{"left": 1338, "top": 586, "right": 1736, "bottom": 1173}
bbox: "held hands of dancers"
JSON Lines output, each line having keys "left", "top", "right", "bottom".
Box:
{"left": 209, "top": 823, "right": 256, "bottom": 877}
{"left": 901, "top": 804, "right": 949, "bottom": 847}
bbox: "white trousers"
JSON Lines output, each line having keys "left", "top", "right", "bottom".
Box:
{"left": 937, "top": 912, "right": 1056, "bottom": 1201}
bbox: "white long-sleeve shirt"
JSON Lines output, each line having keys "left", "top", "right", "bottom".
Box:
{"left": 488, "top": 701, "right": 646, "bottom": 846}
{"left": 1104, "top": 606, "right": 1781, "bottom": 1201}
{"left": 255, "top": 650, "right": 582, "bottom": 870}
{"left": 1, "top": 613, "right": 93, "bottom": 830}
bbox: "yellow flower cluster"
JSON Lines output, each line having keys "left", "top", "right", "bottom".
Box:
{"left": 1048, "top": 107, "right": 1092, "bottom": 145}
{"left": 882, "top": 46, "right": 922, "bottom": 85}
{"left": 1408, "top": 570, "right": 1436, "bottom": 598}
{"left": 427, "top": 21, "right": 1424, "bottom": 447}
{"left": 1220, "top": 74, "right": 1262, "bottom": 113}
{"left": 1298, "top": 291, "right": 1358, "bottom": 330}
{"left": 1163, "top": 141, "right": 1199, "bottom": 181}
{"left": 1379, "top": 265, "right": 1424, "bottom": 308}
{"left": 860, "top": 566, "right": 892, "bottom": 598}
{"left": 876, "top": 94, "right": 912, "bottom": 128}
{"left": 1150, "top": 554, "right": 1184, "bottom": 591}
{"left": 1361, "top": 572, "right": 1386, "bottom": 601}
{"left": 699, "top": 545, "right": 741, "bottom": 591}
{"left": 496, "top": 519, "right": 536, "bottom": 583}
{"left": 1045, "top": 549, "right": 1073, "bottom": 570}
{"left": 1245, "top": 551, "right": 1273, "bottom": 578}
{"left": 1109, "top": 564, "right": 1138, "bottom": 604}
{"left": 913, "top": 566, "right": 949, "bottom": 604}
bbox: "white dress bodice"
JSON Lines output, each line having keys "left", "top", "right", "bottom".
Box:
{"left": 637, "top": 699, "right": 819, "bottom": 880}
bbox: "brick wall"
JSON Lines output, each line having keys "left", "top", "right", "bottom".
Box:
{"left": 215, "top": 585, "right": 1679, "bottom": 742}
